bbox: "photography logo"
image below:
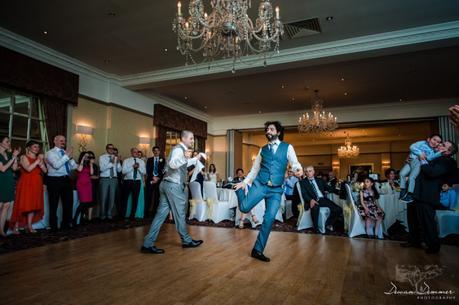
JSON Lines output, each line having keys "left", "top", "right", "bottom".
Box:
{"left": 384, "top": 264, "right": 455, "bottom": 301}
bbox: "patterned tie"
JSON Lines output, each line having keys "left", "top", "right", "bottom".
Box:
{"left": 309, "top": 179, "right": 320, "bottom": 200}
{"left": 153, "top": 157, "right": 159, "bottom": 176}
{"left": 60, "top": 149, "right": 70, "bottom": 175}
{"left": 133, "top": 158, "right": 138, "bottom": 180}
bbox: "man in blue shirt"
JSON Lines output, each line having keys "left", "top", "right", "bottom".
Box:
{"left": 440, "top": 184, "right": 457, "bottom": 210}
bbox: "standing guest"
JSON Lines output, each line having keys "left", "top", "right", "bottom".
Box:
{"left": 146, "top": 146, "right": 165, "bottom": 217}
{"left": 399, "top": 134, "right": 443, "bottom": 202}
{"left": 45, "top": 135, "right": 77, "bottom": 231}
{"left": 402, "top": 141, "right": 457, "bottom": 254}
{"left": 439, "top": 183, "right": 457, "bottom": 210}
{"left": 358, "top": 177, "right": 384, "bottom": 239}
{"left": 142, "top": 130, "right": 204, "bottom": 254}
{"left": 99, "top": 144, "right": 121, "bottom": 220}
{"left": 206, "top": 164, "right": 219, "bottom": 183}
{"left": 125, "top": 149, "right": 146, "bottom": 219}
{"left": 234, "top": 121, "right": 303, "bottom": 262}
{"left": 284, "top": 170, "right": 299, "bottom": 217}
{"left": 88, "top": 151, "right": 99, "bottom": 221}
{"left": 121, "top": 148, "right": 146, "bottom": 219}
{"left": 293, "top": 166, "right": 342, "bottom": 234}
{"left": 11, "top": 140, "right": 46, "bottom": 234}
{"left": 113, "top": 147, "right": 124, "bottom": 216}
{"left": 0, "top": 136, "right": 20, "bottom": 236}
{"left": 379, "top": 168, "right": 400, "bottom": 195}
{"left": 74, "top": 151, "right": 96, "bottom": 226}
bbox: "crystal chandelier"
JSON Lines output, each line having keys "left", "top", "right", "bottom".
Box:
{"left": 298, "top": 90, "right": 338, "bottom": 133}
{"left": 173, "top": 0, "right": 284, "bottom": 72}
{"left": 337, "top": 133, "right": 360, "bottom": 158}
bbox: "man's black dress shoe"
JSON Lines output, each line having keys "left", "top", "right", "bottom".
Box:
{"left": 182, "top": 240, "right": 203, "bottom": 248}
{"left": 140, "top": 246, "right": 165, "bottom": 254}
{"left": 400, "top": 242, "right": 423, "bottom": 249}
{"left": 251, "top": 249, "right": 270, "bottom": 262}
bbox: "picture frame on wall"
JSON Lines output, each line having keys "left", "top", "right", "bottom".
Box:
{"left": 349, "top": 163, "right": 374, "bottom": 178}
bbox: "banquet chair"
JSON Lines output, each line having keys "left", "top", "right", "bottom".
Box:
{"left": 436, "top": 186, "right": 459, "bottom": 238}
{"left": 295, "top": 183, "right": 330, "bottom": 233}
{"left": 283, "top": 195, "right": 294, "bottom": 220}
{"left": 188, "top": 181, "right": 208, "bottom": 222}
{"left": 344, "top": 183, "right": 383, "bottom": 238}
{"left": 203, "top": 181, "right": 232, "bottom": 223}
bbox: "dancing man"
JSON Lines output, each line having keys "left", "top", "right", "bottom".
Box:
{"left": 234, "top": 121, "right": 303, "bottom": 262}
{"left": 141, "top": 130, "right": 205, "bottom": 254}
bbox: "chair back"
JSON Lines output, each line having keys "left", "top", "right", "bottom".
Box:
{"left": 203, "top": 181, "right": 219, "bottom": 201}
{"left": 189, "top": 182, "right": 203, "bottom": 201}
{"left": 296, "top": 182, "right": 305, "bottom": 204}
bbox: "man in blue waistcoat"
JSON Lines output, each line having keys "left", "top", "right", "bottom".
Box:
{"left": 234, "top": 121, "right": 303, "bottom": 262}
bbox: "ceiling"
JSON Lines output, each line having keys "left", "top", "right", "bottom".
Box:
{"left": 1, "top": 0, "right": 459, "bottom": 117}
{"left": 148, "top": 44, "right": 459, "bottom": 115}
{"left": 1, "top": 0, "right": 459, "bottom": 75}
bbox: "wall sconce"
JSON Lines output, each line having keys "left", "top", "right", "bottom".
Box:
{"left": 139, "top": 136, "right": 150, "bottom": 157}
{"left": 75, "top": 125, "right": 94, "bottom": 152}
{"left": 382, "top": 160, "right": 391, "bottom": 168}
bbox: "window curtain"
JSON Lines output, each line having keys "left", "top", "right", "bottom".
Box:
{"left": 41, "top": 96, "right": 68, "bottom": 148}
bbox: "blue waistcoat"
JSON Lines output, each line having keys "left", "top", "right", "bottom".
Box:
{"left": 256, "top": 141, "right": 289, "bottom": 187}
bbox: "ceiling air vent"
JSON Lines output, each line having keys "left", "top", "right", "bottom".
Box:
{"left": 283, "top": 18, "right": 321, "bottom": 40}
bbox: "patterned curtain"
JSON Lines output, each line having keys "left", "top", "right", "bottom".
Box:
{"left": 155, "top": 126, "right": 167, "bottom": 157}
{"left": 41, "top": 96, "right": 67, "bottom": 148}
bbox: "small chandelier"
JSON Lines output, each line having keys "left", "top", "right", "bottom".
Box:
{"left": 173, "top": 0, "right": 284, "bottom": 72}
{"left": 298, "top": 90, "right": 338, "bottom": 134}
{"left": 338, "top": 133, "right": 360, "bottom": 158}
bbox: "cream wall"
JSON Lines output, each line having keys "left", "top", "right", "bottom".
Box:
{"left": 206, "top": 134, "right": 227, "bottom": 179}
{"left": 70, "top": 97, "right": 155, "bottom": 159}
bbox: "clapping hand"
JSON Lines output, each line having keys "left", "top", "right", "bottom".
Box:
{"left": 12, "top": 147, "right": 21, "bottom": 158}
{"left": 66, "top": 147, "right": 73, "bottom": 158}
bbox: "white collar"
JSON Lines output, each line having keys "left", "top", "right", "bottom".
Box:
{"left": 269, "top": 139, "right": 281, "bottom": 146}
{"left": 179, "top": 142, "right": 188, "bottom": 151}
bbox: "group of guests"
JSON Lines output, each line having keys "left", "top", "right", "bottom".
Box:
{"left": 0, "top": 133, "right": 174, "bottom": 236}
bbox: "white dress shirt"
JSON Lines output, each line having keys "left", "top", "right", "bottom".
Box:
{"left": 168, "top": 143, "right": 205, "bottom": 170}
{"left": 99, "top": 153, "right": 122, "bottom": 178}
{"left": 244, "top": 139, "right": 302, "bottom": 185}
{"left": 45, "top": 146, "right": 77, "bottom": 177}
{"left": 122, "top": 157, "right": 146, "bottom": 180}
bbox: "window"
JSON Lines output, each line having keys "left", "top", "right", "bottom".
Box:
{"left": 164, "top": 130, "right": 201, "bottom": 157}
{"left": 0, "top": 87, "right": 49, "bottom": 151}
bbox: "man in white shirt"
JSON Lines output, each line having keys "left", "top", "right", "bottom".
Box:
{"left": 99, "top": 144, "right": 122, "bottom": 219}
{"left": 234, "top": 121, "right": 303, "bottom": 262}
{"left": 142, "top": 130, "right": 205, "bottom": 254}
{"left": 45, "top": 135, "right": 77, "bottom": 231}
{"left": 121, "top": 148, "right": 146, "bottom": 219}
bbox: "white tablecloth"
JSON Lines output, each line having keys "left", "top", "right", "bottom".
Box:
{"left": 377, "top": 193, "right": 408, "bottom": 234}
{"left": 216, "top": 188, "right": 239, "bottom": 208}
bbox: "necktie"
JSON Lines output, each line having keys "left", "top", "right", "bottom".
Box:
{"left": 133, "top": 158, "right": 138, "bottom": 180}
{"left": 60, "top": 149, "right": 70, "bottom": 175}
{"left": 153, "top": 157, "right": 158, "bottom": 176}
{"left": 309, "top": 179, "right": 320, "bottom": 200}
{"left": 109, "top": 156, "right": 115, "bottom": 178}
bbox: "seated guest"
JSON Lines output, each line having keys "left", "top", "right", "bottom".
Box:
{"left": 74, "top": 151, "right": 96, "bottom": 226}
{"left": 121, "top": 148, "right": 146, "bottom": 219}
{"left": 284, "top": 169, "right": 299, "bottom": 217}
{"left": 358, "top": 177, "right": 384, "bottom": 239}
{"left": 379, "top": 168, "right": 400, "bottom": 195}
{"left": 328, "top": 170, "right": 338, "bottom": 190}
{"left": 439, "top": 183, "right": 457, "bottom": 210}
{"left": 206, "top": 163, "right": 220, "bottom": 183}
{"left": 45, "top": 135, "right": 77, "bottom": 231}
{"left": 146, "top": 146, "right": 165, "bottom": 217}
{"left": 232, "top": 168, "right": 245, "bottom": 183}
{"left": 293, "top": 165, "right": 342, "bottom": 233}
{"left": 11, "top": 140, "right": 45, "bottom": 234}
{"left": 402, "top": 141, "right": 457, "bottom": 254}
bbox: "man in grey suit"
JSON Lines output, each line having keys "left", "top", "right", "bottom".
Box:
{"left": 141, "top": 130, "right": 204, "bottom": 254}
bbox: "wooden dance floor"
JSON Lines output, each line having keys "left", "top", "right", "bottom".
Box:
{"left": 1, "top": 224, "right": 458, "bottom": 305}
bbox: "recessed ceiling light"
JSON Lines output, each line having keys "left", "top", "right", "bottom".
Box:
{"left": 399, "top": 98, "right": 403, "bottom": 102}
{"left": 340, "top": 77, "right": 345, "bottom": 81}
{"left": 43, "top": 30, "right": 48, "bottom": 35}
{"left": 164, "top": 48, "right": 168, "bottom": 52}
{"left": 281, "top": 84, "right": 285, "bottom": 89}
{"left": 326, "top": 16, "right": 334, "bottom": 21}
{"left": 291, "top": 97, "right": 295, "bottom": 102}
{"left": 184, "top": 96, "right": 188, "bottom": 100}
{"left": 344, "top": 92, "right": 348, "bottom": 96}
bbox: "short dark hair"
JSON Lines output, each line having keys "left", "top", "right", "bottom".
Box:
{"left": 152, "top": 146, "right": 160, "bottom": 151}
{"left": 385, "top": 168, "right": 396, "bottom": 178}
{"left": 106, "top": 143, "right": 114, "bottom": 149}
{"left": 429, "top": 133, "right": 442, "bottom": 141}
{"left": 236, "top": 168, "right": 244, "bottom": 174}
{"left": 0, "top": 135, "right": 9, "bottom": 143}
{"left": 25, "top": 140, "right": 41, "bottom": 149}
{"left": 264, "top": 121, "right": 284, "bottom": 141}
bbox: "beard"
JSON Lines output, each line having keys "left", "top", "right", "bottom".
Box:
{"left": 265, "top": 133, "right": 278, "bottom": 142}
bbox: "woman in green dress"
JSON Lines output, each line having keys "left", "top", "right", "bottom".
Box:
{"left": 0, "top": 136, "right": 20, "bottom": 237}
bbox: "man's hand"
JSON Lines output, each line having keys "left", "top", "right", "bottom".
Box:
{"left": 233, "top": 181, "right": 246, "bottom": 191}
{"left": 66, "top": 147, "right": 73, "bottom": 158}
{"left": 309, "top": 199, "right": 318, "bottom": 209}
{"left": 419, "top": 153, "right": 426, "bottom": 161}
{"left": 184, "top": 150, "right": 192, "bottom": 159}
{"left": 151, "top": 176, "right": 159, "bottom": 184}
{"left": 133, "top": 163, "right": 139, "bottom": 169}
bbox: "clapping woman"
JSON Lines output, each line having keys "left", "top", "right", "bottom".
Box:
{"left": 11, "top": 140, "right": 47, "bottom": 234}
